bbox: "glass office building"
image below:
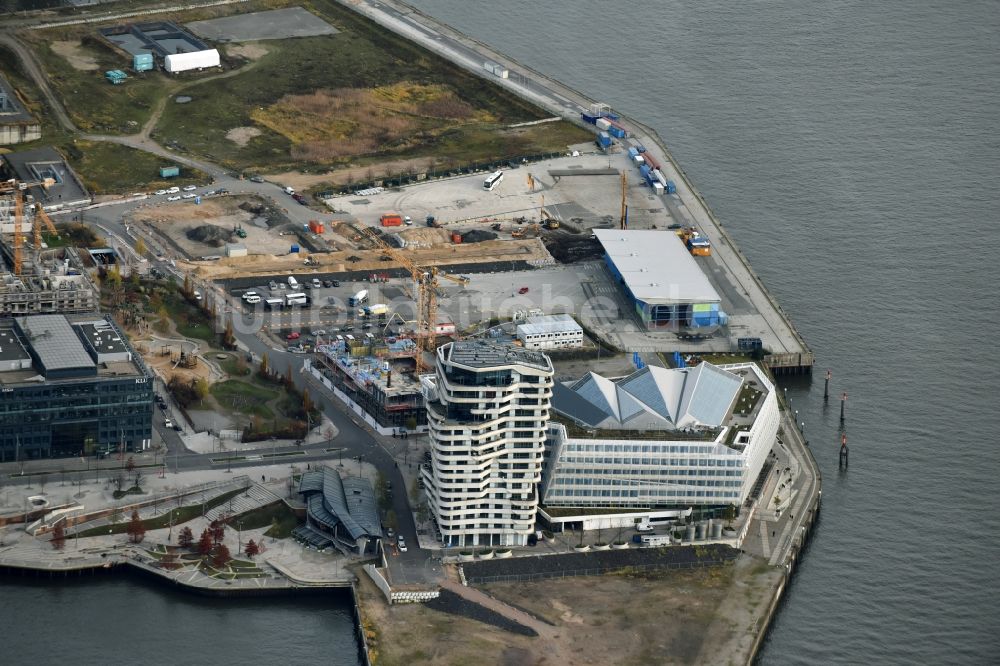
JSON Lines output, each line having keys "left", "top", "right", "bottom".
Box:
{"left": 0, "top": 314, "right": 153, "bottom": 461}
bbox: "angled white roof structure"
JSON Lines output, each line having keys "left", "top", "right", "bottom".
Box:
{"left": 594, "top": 229, "right": 721, "bottom": 305}
{"left": 552, "top": 361, "right": 742, "bottom": 431}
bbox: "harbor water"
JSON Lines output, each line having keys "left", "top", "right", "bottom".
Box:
{"left": 3, "top": 0, "right": 999, "bottom": 663}
{"left": 407, "top": 0, "right": 1000, "bottom": 663}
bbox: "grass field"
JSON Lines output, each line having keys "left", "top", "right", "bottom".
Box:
{"left": 210, "top": 379, "right": 279, "bottom": 419}
{"left": 11, "top": 0, "right": 590, "bottom": 190}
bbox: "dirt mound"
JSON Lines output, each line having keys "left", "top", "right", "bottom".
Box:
{"left": 461, "top": 230, "right": 498, "bottom": 243}
{"left": 543, "top": 233, "right": 605, "bottom": 264}
{"left": 186, "top": 225, "right": 232, "bottom": 247}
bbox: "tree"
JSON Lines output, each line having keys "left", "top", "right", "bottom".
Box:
{"left": 183, "top": 273, "right": 192, "bottom": 297}
{"left": 194, "top": 378, "right": 209, "bottom": 403}
{"left": 212, "top": 543, "right": 232, "bottom": 568}
{"left": 222, "top": 319, "right": 235, "bottom": 349}
{"left": 197, "top": 529, "right": 213, "bottom": 556}
{"left": 178, "top": 526, "right": 194, "bottom": 549}
{"left": 244, "top": 539, "right": 260, "bottom": 558}
{"left": 283, "top": 365, "right": 293, "bottom": 389}
{"left": 134, "top": 237, "right": 147, "bottom": 257}
{"left": 259, "top": 353, "right": 269, "bottom": 378}
{"left": 126, "top": 510, "right": 146, "bottom": 544}
{"left": 209, "top": 518, "right": 225, "bottom": 545}
{"left": 302, "top": 388, "right": 314, "bottom": 417}
{"left": 126, "top": 456, "right": 136, "bottom": 474}
{"left": 51, "top": 522, "right": 67, "bottom": 551}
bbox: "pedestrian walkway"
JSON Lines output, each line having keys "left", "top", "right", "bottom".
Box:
{"left": 204, "top": 482, "right": 282, "bottom": 522}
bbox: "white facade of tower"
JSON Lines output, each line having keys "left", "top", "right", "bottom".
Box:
{"left": 421, "top": 341, "right": 553, "bottom": 548}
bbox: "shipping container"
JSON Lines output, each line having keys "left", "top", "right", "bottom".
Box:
{"left": 602, "top": 112, "right": 620, "bottom": 121}
{"left": 580, "top": 113, "right": 599, "bottom": 125}
{"left": 159, "top": 166, "right": 180, "bottom": 178}
{"left": 608, "top": 125, "right": 627, "bottom": 139}
{"left": 451, "top": 233, "right": 463, "bottom": 244}
{"left": 639, "top": 164, "right": 652, "bottom": 180}
{"left": 642, "top": 152, "right": 662, "bottom": 171}
{"left": 666, "top": 180, "right": 677, "bottom": 194}
{"left": 595, "top": 118, "right": 612, "bottom": 131}
{"left": 308, "top": 220, "right": 325, "bottom": 234}
{"left": 133, "top": 53, "right": 154, "bottom": 72}
{"left": 597, "top": 131, "right": 612, "bottom": 147}
{"left": 380, "top": 213, "right": 404, "bottom": 227}
{"left": 289, "top": 244, "right": 300, "bottom": 253}
{"left": 633, "top": 155, "right": 645, "bottom": 165}
{"left": 627, "top": 147, "right": 639, "bottom": 158}
{"left": 653, "top": 169, "right": 668, "bottom": 188}
{"left": 652, "top": 182, "right": 665, "bottom": 195}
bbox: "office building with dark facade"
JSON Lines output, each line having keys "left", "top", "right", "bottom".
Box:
{"left": 0, "top": 314, "right": 153, "bottom": 461}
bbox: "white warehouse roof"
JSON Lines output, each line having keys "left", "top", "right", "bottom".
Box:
{"left": 594, "top": 229, "right": 721, "bottom": 305}
{"left": 516, "top": 314, "right": 582, "bottom": 337}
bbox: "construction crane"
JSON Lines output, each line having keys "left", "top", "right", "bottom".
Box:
{"left": 620, "top": 172, "right": 628, "bottom": 230}
{"left": 539, "top": 194, "right": 559, "bottom": 229}
{"left": 358, "top": 227, "right": 438, "bottom": 370}
{"left": 1, "top": 178, "right": 59, "bottom": 275}
{"left": 439, "top": 272, "right": 469, "bottom": 286}
{"left": 526, "top": 172, "right": 535, "bottom": 192}
{"left": 32, "top": 202, "right": 59, "bottom": 250}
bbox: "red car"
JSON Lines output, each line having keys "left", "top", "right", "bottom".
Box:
{"left": 286, "top": 331, "right": 300, "bottom": 340}
{"left": 518, "top": 287, "right": 529, "bottom": 294}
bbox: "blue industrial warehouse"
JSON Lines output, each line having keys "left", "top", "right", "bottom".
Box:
{"left": 593, "top": 229, "right": 725, "bottom": 330}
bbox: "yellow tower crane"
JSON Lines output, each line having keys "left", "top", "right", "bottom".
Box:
{"left": 358, "top": 228, "right": 439, "bottom": 371}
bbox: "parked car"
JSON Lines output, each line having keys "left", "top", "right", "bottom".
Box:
{"left": 268, "top": 281, "right": 279, "bottom": 290}
{"left": 518, "top": 287, "right": 530, "bottom": 294}
{"left": 312, "top": 329, "right": 327, "bottom": 336}
{"left": 250, "top": 176, "right": 265, "bottom": 183}
{"left": 397, "top": 536, "right": 407, "bottom": 553}
{"left": 403, "top": 216, "right": 413, "bottom": 225}
{"left": 311, "top": 278, "right": 321, "bottom": 289}
{"left": 332, "top": 280, "right": 341, "bottom": 287}
{"left": 182, "top": 185, "right": 197, "bottom": 192}
{"left": 164, "top": 418, "right": 174, "bottom": 428}
{"left": 155, "top": 189, "right": 167, "bottom": 196}
{"left": 166, "top": 195, "right": 181, "bottom": 202}
{"left": 166, "top": 186, "right": 180, "bottom": 194}
{"left": 286, "top": 331, "right": 300, "bottom": 340}
{"left": 182, "top": 193, "right": 196, "bottom": 199}
{"left": 193, "top": 291, "right": 203, "bottom": 300}
{"left": 322, "top": 280, "right": 333, "bottom": 288}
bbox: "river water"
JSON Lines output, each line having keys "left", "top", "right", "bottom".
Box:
{"left": 0, "top": 573, "right": 360, "bottom": 664}
{"left": 5, "top": 0, "right": 999, "bottom": 663}
{"left": 405, "top": 0, "right": 1000, "bottom": 663}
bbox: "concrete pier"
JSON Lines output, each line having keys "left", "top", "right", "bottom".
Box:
{"left": 338, "top": 0, "right": 815, "bottom": 375}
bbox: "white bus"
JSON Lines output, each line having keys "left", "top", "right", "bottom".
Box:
{"left": 483, "top": 170, "right": 504, "bottom": 191}
{"left": 264, "top": 297, "right": 284, "bottom": 310}
{"left": 285, "top": 292, "right": 307, "bottom": 306}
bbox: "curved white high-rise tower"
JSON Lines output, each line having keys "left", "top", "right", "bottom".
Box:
{"left": 421, "top": 341, "right": 553, "bottom": 548}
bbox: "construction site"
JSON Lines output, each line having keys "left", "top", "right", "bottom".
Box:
{"left": 0, "top": 178, "right": 100, "bottom": 316}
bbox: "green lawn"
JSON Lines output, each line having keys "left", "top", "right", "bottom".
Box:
{"left": 64, "top": 140, "right": 207, "bottom": 194}
{"left": 210, "top": 380, "right": 279, "bottom": 418}
{"left": 75, "top": 488, "right": 245, "bottom": 537}
{"left": 229, "top": 500, "right": 300, "bottom": 538}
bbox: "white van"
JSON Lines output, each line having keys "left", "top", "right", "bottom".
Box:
{"left": 245, "top": 294, "right": 261, "bottom": 304}
{"left": 287, "top": 276, "right": 299, "bottom": 288}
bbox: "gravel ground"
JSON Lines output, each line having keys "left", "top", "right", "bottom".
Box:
{"left": 463, "top": 544, "right": 737, "bottom": 584}
{"left": 424, "top": 589, "right": 538, "bottom": 637}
